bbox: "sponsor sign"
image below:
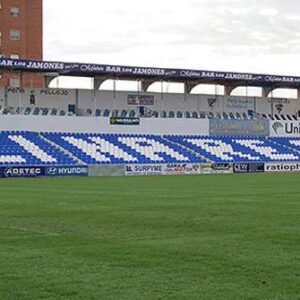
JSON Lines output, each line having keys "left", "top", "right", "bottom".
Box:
{"left": 211, "top": 163, "right": 232, "bottom": 171}
{"left": 207, "top": 97, "right": 218, "bottom": 110}
{"left": 265, "top": 162, "right": 300, "bottom": 172}
{"left": 125, "top": 163, "right": 233, "bottom": 176}
{"left": 125, "top": 164, "right": 164, "bottom": 176}
{"left": 201, "top": 163, "right": 233, "bottom": 174}
{"left": 128, "top": 95, "right": 154, "bottom": 106}
{"left": 233, "top": 163, "right": 265, "bottom": 173}
{"left": 248, "top": 163, "right": 264, "bottom": 173}
{"left": 7, "top": 87, "right": 69, "bottom": 96}
{"left": 163, "top": 163, "right": 202, "bottom": 175}
{"left": 210, "top": 119, "right": 269, "bottom": 136}
{"left": 110, "top": 117, "right": 140, "bottom": 125}
{"left": 233, "top": 163, "right": 250, "bottom": 173}
{"left": 225, "top": 98, "right": 254, "bottom": 111}
{"left": 45, "top": 166, "right": 88, "bottom": 177}
{"left": 2, "top": 58, "right": 300, "bottom": 86}
{"left": 270, "top": 121, "right": 300, "bottom": 137}
{"left": 0, "top": 166, "right": 45, "bottom": 178}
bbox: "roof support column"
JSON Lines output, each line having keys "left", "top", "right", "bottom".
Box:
{"left": 44, "top": 73, "right": 59, "bottom": 88}
{"left": 141, "top": 79, "right": 156, "bottom": 92}
{"left": 224, "top": 85, "right": 237, "bottom": 96}
{"left": 184, "top": 82, "right": 199, "bottom": 94}
{"left": 94, "top": 76, "right": 107, "bottom": 90}
{"left": 262, "top": 87, "right": 274, "bottom": 98}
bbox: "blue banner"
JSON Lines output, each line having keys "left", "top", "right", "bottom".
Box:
{"left": 0, "top": 166, "right": 45, "bottom": 178}
{"left": 45, "top": 166, "right": 88, "bottom": 177}
{"left": 1, "top": 58, "right": 300, "bottom": 87}
{"left": 209, "top": 119, "right": 269, "bottom": 136}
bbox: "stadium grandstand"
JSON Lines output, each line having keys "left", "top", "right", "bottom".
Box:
{"left": 1, "top": 57, "right": 300, "bottom": 176}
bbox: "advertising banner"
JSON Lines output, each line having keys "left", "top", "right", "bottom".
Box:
{"left": 110, "top": 117, "right": 140, "bottom": 125}
{"left": 45, "top": 166, "right": 88, "bottom": 177}
{"left": 2, "top": 58, "right": 300, "bottom": 86}
{"left": 225, "top": 98, "right": 255, "bottom": 112}
{"left": 128, "top": 95, "right": 154, "bottom": 106}
{"left": 210, "top": 119, "right": 269, "bottom": 136}
{"left": 201, "top": 163, "right": 233, "bottom": 174}
{"left": 125, "top": 164, "right": 164, "bottom": 176}
{"left": 233, "top": 163, "right": 249, "bottom": 173}
{"left": 124, "top": 163, "right": 233, "bottom": 176}
{"left": 248, "top": 163, "right": 265, "bottom": 173}
{"left": 163, "top": 163, "right": 202, "bottom": 175}
{"left": 265, "top": 162, "right": 300, "bottom": 172}
{"left": 270, "top": 121, "right": 300, "bottom": 137}
{"left": 0, "top": 166, "right": 45, "bottom": 178}
{"left": 233, "top": 163, "right": 265, "bottom": 173}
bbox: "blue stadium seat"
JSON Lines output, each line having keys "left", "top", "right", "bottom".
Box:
{"left": 103, "top": 109, "right": 110, "bottom": 117}
{"left": 166, "top": 135, "right": 300, "bottom": 163}
{"left": 95, "top": 109, "right": 101, "bottom": 117}
{"left": 169, "top": 111, "right": 175, "bottom": 118}
{"left": 177, "top": 111, "right": 183, "bottom": 118}
{"left": 1, "top": 131, "right": 300, "bottom": 167}
{"left": 192, "top": 111, "right": 198, "bottom": 119}
{"left": 50, "top": 108, "right": 58, "bottom": 116}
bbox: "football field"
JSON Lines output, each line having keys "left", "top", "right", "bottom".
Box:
{"left": 0, "top": 173, "right": 299, "bottom": 299}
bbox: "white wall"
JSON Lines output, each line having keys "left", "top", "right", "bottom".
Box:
{"left": 6, "top": 87, "right": 76, "bottom": 111}
{"left": 0, "top": 115, "right": 209, "bottom": 135}
{"left": 3, "top": 87, "right": 299, "bottom": 116}
{"left": 256, "top": 97, "right": 299, "bottom": 116}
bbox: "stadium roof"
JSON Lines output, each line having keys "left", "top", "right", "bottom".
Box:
{"left": 1, "top": 58, "right": 300, "bottom": 90}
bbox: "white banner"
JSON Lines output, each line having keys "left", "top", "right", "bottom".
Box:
{"left": 125, "top": 164, "right": 164, "bottom": 176}
{"left": 265, "top": 162, "right": 300, "bottom": 172}
{"left": 124, "top": 163, "right": 233, "bottom": 176}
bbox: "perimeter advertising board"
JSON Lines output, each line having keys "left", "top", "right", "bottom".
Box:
{"left": 124, "top": 164, "right": 164, "bottom": 176}
{"left": 124, "top": 163, "right": 233, "bottom": 176}
{"left": 0, "top": 165, "right": 89, "bottom": 178}
{"left": 45, "top": 166, "right": 88, "bottom": 177}
{"left": 270, "top": 121, "right": 300, "bottom": 137}
{"left": 265, "top": 162, "right": 300, "bottom": 172}
{"left": 201, "top": 163, "right": 233, "bottom": 174}
{"left": 163, "top": 164, "right": 202, "bottom": 175}
{"left": 233, "top": 163, "right": 265, "bottom": 173}
{"left": 0, "top": 166, "right": 45, "bottom": 178}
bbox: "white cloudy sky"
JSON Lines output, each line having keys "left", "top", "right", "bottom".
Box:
{"left": 43, "top": 0, "right": 300, "bottom": 95}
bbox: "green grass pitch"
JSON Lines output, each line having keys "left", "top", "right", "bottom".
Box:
{"left": 0, "top": 173, "right": 299, "bottom": 300}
